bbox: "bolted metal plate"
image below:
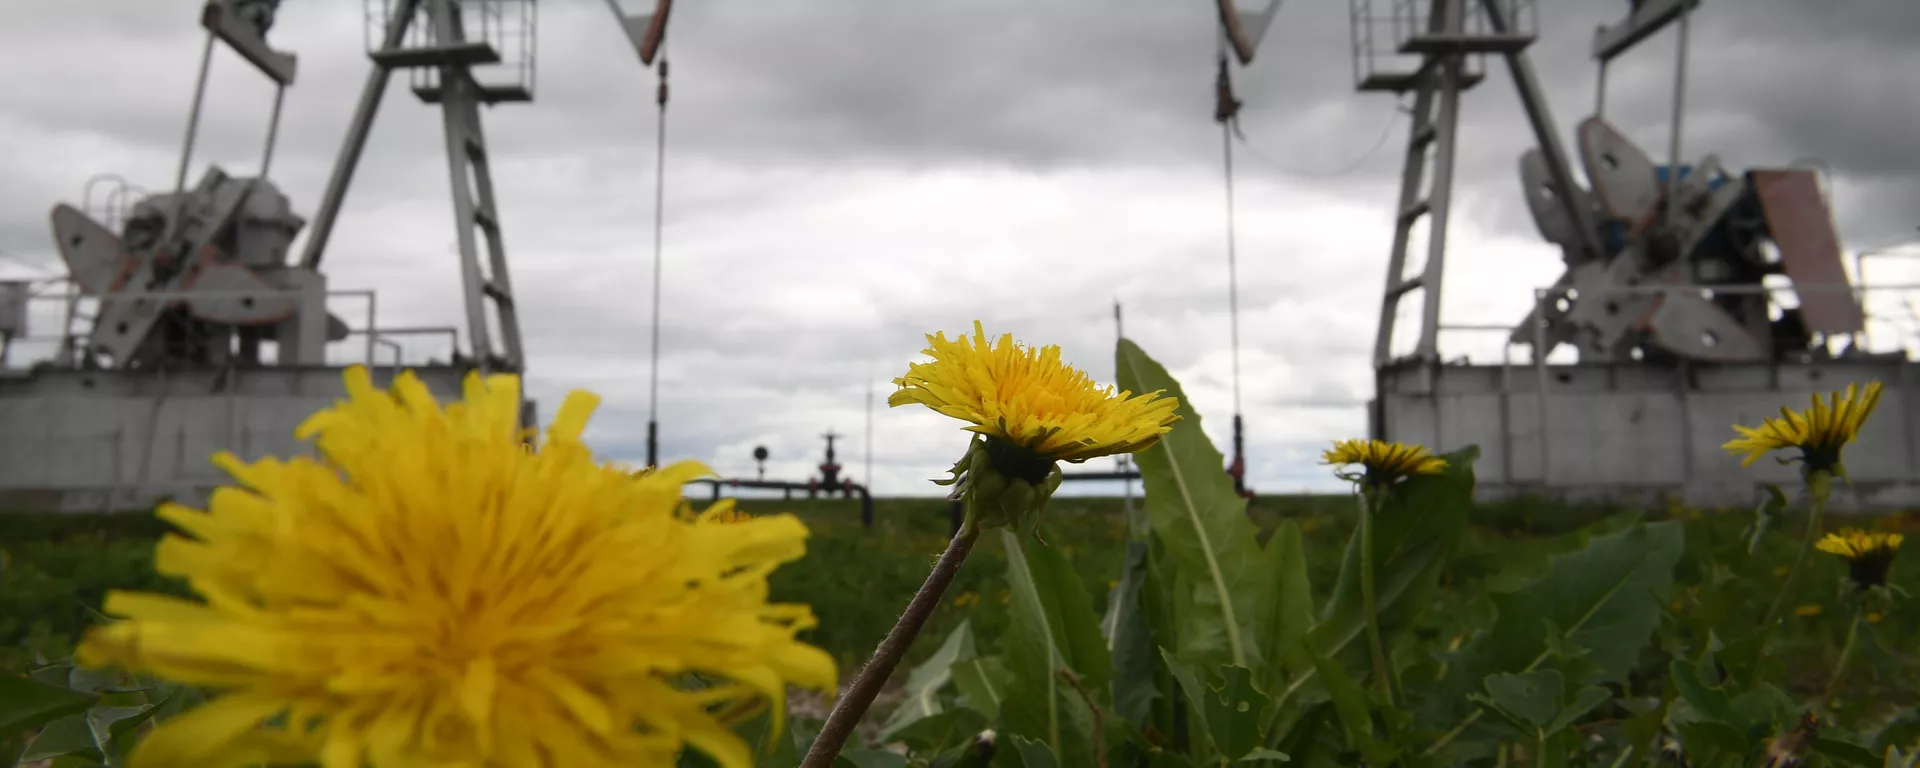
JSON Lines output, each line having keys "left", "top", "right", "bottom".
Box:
{"left": 1577, "top": 117, "right": 1663, "bottom": 222}
{"left": 1642, "top": 291, "right": 1767, "bottom": 362}
{"left": 49, "top": 204, "right": 134, "bottom": 296}
{"left": 183, "top": 263, "right": 298, "bottom": 325}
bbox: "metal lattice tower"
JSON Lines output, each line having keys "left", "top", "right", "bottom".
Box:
{"left": 299, "top": 0, "right": 537, "bottom": 373}
{"left": 1352, "top": 0, "right": 1600, "bottom": 370}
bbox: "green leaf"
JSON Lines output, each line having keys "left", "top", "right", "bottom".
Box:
{"left": 1158, "top": 647, "right": 1216, "bottom": 755}
{"left": 1673, "top": 720, "right": 1752, "bottom": 762}
{"left": 18, "top": 713, "right": 96, "bottom": 764}
{"left": 1811, "top": 737, "right": 1884, "bottom": 768}
{"left": 886, "top": 708, "right": 989, "bottom": 756}
{"left": 1105, "top": 539, "right": 1160, "bottom": 728}
{"left": 731, "top": 707, "right": 801, "bottom": 768}
{"left": 1235, "top": 747, "right": 1291, "bottom": 764}
{"left": 1544, "top": 686, "right": 1610, "bottom": 735}
{"left": 998, "top": 531, "right": 1099, "bottom": 766}
{"left": 1668, "top": 656, "right": 1734, "bottom": 725}
{"left": 836, "top": 750, "right": 909, "bottom": 768}
{"left": 0, "top": 674, "right": 97, "bottom": 738}
{"left": 1116, "top": 339, "right": 1269, "bottom": 673}
{"left": 878, "top": 620, "right": 978, "bottom": 743}
{"left": 1200, "top": 666, "right": 1272, "bottom": 761}
{"left": 1746, "top": 484, "right": 1789, "bottom": 554}
{"left": 1443, "top": 521, "right": 1686, "bottom": 708}
{"left": 1306, "top": 647, "right": 1372, "bottom": 752}
{"left": 1307, "top": 449, "right": 1476, "bottom": 679}
{"left": 951, "top": 657, "right": 1010, "bottom": 722}
{"left": 1251, "top": 521, "right": 1315, "bottom": 697}
{"left": 925, "top": 730, "right": 999, "bottom": 768}
{"left": 1481, "top": 670, "right": 1562, "bottom": 729}
{"left": 995, "top": 734, "right": 1059, "bottom": 768}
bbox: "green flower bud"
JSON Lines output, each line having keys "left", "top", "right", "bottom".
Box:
{"left": 934, "top": 436, "right": 1064, "bottom": 536}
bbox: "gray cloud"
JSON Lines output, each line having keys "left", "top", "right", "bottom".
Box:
{"left": 1, "top": 0, "right": 1913, "bottom": 498}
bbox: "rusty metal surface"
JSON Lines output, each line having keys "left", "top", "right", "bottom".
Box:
{"left": 1751, "top": 169, "right": 1866, "bottom": 335}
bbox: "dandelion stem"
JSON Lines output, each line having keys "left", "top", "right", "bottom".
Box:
{"left": 1821, "top": 608, "right": 1862, "bottom": 708}
{"left": 1753, "top": 470, "right": 1830, "bottom": 684}
{"left": 1359, "top": 490, "right": 1397, "bottom": 705}
{"left": 801, "top": 522, "right": 981, "bottom": 767}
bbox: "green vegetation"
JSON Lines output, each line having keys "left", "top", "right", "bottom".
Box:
{"left": 6, "top": 493, "right": 1917, "bottom": 764}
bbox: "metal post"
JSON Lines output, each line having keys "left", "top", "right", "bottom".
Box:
{"left": 1665, "top": 3, "right": 1692, "bottom": 228}
{"left": 175, "top": 32, "right": 218, "bottom": 194}
{"left": 298, "top": 0, "right": 421, "bottom": 269}
{"left": 1480, "top": 0, "right": 1607, "bottom": 264}
{"left": 260, "top": 84, "right": 287, "bottom": 179}
{"left": 1531, "top": 287, "right": 1552, "bottom": 484}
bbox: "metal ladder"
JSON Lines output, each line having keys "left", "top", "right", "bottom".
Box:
{"left": 361, "top": 0, "right": 528, "bottom": 373}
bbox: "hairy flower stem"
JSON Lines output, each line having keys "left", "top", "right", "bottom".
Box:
{"left": 1753, "top": 471, "right": 1831, "bottom": 684}
{"left": 801, "top": 523, "right": 981, "bottom": 767}
{"left": 1822, "top": 608, "right": 1862, "bottom": 708}
{"left": 1359, "top": 490, "right": 1397, "bottom": 705}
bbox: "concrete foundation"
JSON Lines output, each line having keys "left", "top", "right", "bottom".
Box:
{"left": 0, "top": 365, "right": 534, "bottom": 513}
{"left": 1372, "top": 358, "right": 1920, "bottom": 509}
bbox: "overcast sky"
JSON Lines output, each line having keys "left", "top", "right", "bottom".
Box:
{"left": 1, "top": 0, "right": 1916, "bottom": 496}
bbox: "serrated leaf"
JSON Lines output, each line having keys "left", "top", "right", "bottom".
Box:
{"left": 1668, "top": 655, "right": 1734, "bottom": 726}
{"left": 999, "top": 531, "right": 1099, "bottom": 766}
{"left": 995, "top": 734, "right": 1059, "bottom": 768}
{"left": 887, "top": 708, "right": 989, "bottom": 756}
{"left": 1201, "top": 666, "right": 1272, "bottom": 761}
{"left": 1236, "top": 747, "right": 1291, "bottom": 763}
{"left": 19, "top": 713, "right": 97, "bottom": 764}
{"left": 1306, "top": 647, "right": 1372, "bottom": 752}
{"left": 0, "top": 675, "right": 97, "bottom": 738}
{"left": 1482, "top": 670, "right": 1562, "bottom": 729}
{"left": 1545, "top": 686, "right": 1611, "bottom": 735}
{"left": 951, "top": 656, "right": 1009, "bottom": 722}
{"left": 878, "top": 620, "right": 978, "bottom": 743}
{"left": 1674, "top": 720, "right": 1752, "bottom": 762}
{"left": 1441, "top": 521, "right": 1685, "bottom": 719}
{"left": 836, "top": 750, "right": 909, "bottom": 768}
{"left": 1116, "top": 339, "right": 1269, "bottom": 673}
{"left": 1159, "top": 647, "right": 1216, "bottom": 753}
{"left": 1252, "top": 521, "right": 1315, "bottom": 698}
{"left": 1811, "top": 737, "right": 1883, "bottom": 768}
{"left": 1105, "top": 538, "right": 1160, "bottom": 728}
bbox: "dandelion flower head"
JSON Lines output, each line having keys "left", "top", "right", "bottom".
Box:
{"left": 889, "top": 320, "right": 1179, "bottom": 463}
{"left": 77, "top": 366, "right": 836, "bottom": 768}
{"left": 1322, "top": 439, "right": 1448, "bottom": 488}
{"left": 1723, "top": 381, "right": 1883, "bottom": 474}
{"left": 1815, "top": 528, "right": 1904, "bottom": 589}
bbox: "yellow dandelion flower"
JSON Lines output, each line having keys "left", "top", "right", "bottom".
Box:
{"left": 1723, "top": 381, "right": 1883, "bottom": 475}
{"left": 699, "top": 504, "right": 755, "bottom": 525}
{"left": 1814, "top": 528, "right": 1904, "bottom": 589}
{"left": 890, "top": 321, "right": 1180, "bottom": 463}
{"left": 1794, "top": 604, "right": 1825, "bottom": 617}
{"left": 1321, "top": 439, "right": 1448, "bottom": 488}
{"left": 1867, "top": 612, "right": 1884, "bottom": 624}
{"left": 891, "top": 321, "right": 1179, "bottom": 533}
{"left": 76, "top": 366, "right": 836, "bottom": 768}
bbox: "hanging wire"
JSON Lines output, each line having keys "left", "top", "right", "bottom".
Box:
{"left": 645, "top": 47, "right": 670, "bottom": 469}
{"left": 1216, "top": 44, "right": 1244, "bottom": 423}
{"left": 1229, "top": 100, "right": 1402, "bottom": 180}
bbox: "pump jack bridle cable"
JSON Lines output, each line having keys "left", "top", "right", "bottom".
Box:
{"left": 645, "top": 49, "right": 669, "bottom": 469}
{"left": 1214, "top": 39, "right": 1249, "bottom": 497}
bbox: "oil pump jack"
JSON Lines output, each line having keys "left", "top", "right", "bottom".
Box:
{"left": 0, "top": 0, "right": 675, "bottom": 512}
{"left": 1354, "top": 0, "right": 1919, "bottom": 505}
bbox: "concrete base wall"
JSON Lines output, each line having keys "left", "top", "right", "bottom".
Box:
{"left": 0, "top": 365, "right": 527, "bottom": 513}
{"left": 1374, "top": 359, "right": 1920, "bottom": 510}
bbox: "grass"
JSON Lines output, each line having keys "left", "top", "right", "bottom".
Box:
{"left": 3, "top": 495, "right": 1915, "bottom": 712}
